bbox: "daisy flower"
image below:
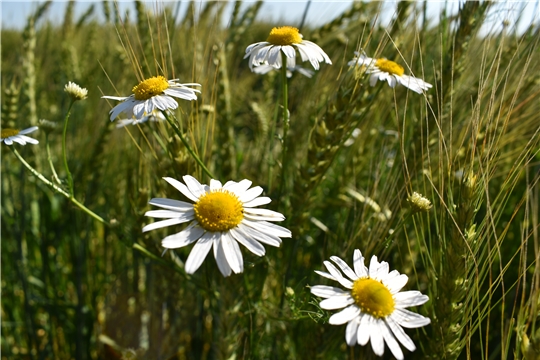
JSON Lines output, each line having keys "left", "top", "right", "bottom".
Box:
{"left": 102, "top": 76, "right": 201, "bottom": 121}
{"left": 142, "top": 175, "right": 292, "bottom": 277}
{"left": 252, "top": 62, "right": 314, "bottom": 78}
{"left": 1, "top": 126, "right": 39, "bottom": 145}
{"left": 311, "top": 249, "right": 430, "bottom": 359}
{"left": 244, "top": 26, "right": 331, "bottom": 70}
{"left": 64, "top": 81, "right": 88, "bottom": 101}
{"left": 348, "top": 51, "right": 432, "bottom": 94}
{"left": 116, "top": 110, "right": 166, "bottom": 128}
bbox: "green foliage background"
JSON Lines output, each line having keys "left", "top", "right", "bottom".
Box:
{"left": 1, "top": 1, "right": 539, "bottom": 359}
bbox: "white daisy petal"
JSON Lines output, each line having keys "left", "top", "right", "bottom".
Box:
{"left": 242, "top": 219, "right": 291, "bottom": 237}
{"left": 142, "top": 218, "right": 187, "bottom": 232}
{"left": 221, "top": 231, "right": 244, "bottom": 274}
{"left": 330, "top": 255, "right": 358, "bottom": 281}
{"left": 242, "top": 196, "right": 272, "bottom": 208}
{"left": 183, "top": 175, "right": 207, "bottom": 199}
{"left": 148, "top": 198, "right": 193, "bottom": 211}
{"left": 345, "top": 317, "right": 360, "bottom": 346}
{"left": 386, "top": 316, "right": 416, "bottom": 352}
{"left": 323, "top": 261, "right": 354, "bottom": 289}
{"left": 370, "top": 318, "right": 385, "bottom": 356}
{"left": 237, "top": 223, "right": 282, "bottom": 247}
{"left": 310, "top": 285, "right": 348, "bottom": 298}
{"left": 329, "top": 305, "right": 360, "bottom": 325}
{"left": 353, "top": 249, "right": 368, "bottom": 278}
{"left": 238, "top": 186, "right": 264, "bottom": 203}
{"left": 209, "top": 179, "right": 222, "bottom": 191}
{"left": 163, "top": 177, "right": 199, "bottom": 202}
{"left": 162, "top": 223, "right": 204, "bottom": 249}
{"left": 184, "top": 232, "right": 214, "bottom": 274}
{"left": 392, "top": 309, "right": 431, "bottom": 328}
{"left": 357, "top": 313, "right": 371, "bottom": 346}
{"left": 394, "top": 291, "right": 429, "bottom": 308}
{"left": 213, "top": 233, "right": 232, "bottom": 277}
{"left": 244, "top": 208, "right": 285, "bottom": 221}
{"left": 319, "top": 295, "right": 355, "bottom": 310}
{"left": 314, "top": 270, "right": 336, "bottom": 281}
{"left": 230, "top": 227, "right": 266, "bottom": 257}
{"left": 144, "top": 209, "right": 194, "bottom": 219}
{"left": 380, "top": 319, "right": 404, "bottom": 360}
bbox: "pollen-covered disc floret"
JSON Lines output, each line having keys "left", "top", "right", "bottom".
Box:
{"left": 193, "top": 190, "right": 244, "bottom": 232}
{"left": 102, "top": 76, "right": 201, "bottom": 120}
{"left": 1, "top": 126, "right": 39, "bottom": 146}
{"left": 142, "top": 175, "right": 292, "bottom": 277}
{"left": 310, "top": 249, "right": 430, "bottom": 360}
{"left": 244, "top": 25, "right": 332, "bottom": 71}
{"left": 348, "top": 51, "right": 432, "bottom": 94}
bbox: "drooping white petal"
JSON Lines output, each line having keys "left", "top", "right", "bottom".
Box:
{"left": 242, "top": 219, "right": 291, "bottom": 237}
{"left": 357, "top": 313, "right": 371, "bottom": 346}
{"left": 236, "top": 223, "right": 282, "bottom": 247}
{"left": 244, "top": 208, "right": 285, "bottom": 221}
{"left": 213, "top": 233, "right": 231, "bottom": 277}
{"left": 370, "top": 318, "right": 385, "bottom": 356}
{"left": 229, "top": 227, "right": 266, "bottom": 256}
{"left": 380, "top": 319, "right": 404, "bottom": 360}
{"left": 329, "top": 305, "right": 360, "bottom": 325}
{"left": 161, "top": 223, "right": 204, "bottom": 249}
{"left": 184, "top": 232, "right": 214, "bottom": 274}
{"left": 221, "top": 231, "right": 244, "bottom": 274}
{"left": 314, "top": 270, "right": 336, "bottom": 281}
{"left": 345, "top": 317, "right": 360, "bottom": 346}
{"left": 385, "top": 316, "right": 416, "bottom": 352}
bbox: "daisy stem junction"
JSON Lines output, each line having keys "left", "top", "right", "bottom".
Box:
{"left": 62, "top": 100, "right": 75, "bottom": 196}
{"left": 10, "top": 147, "right": 108, "bottom": 225}
{"left": 161, "top": 110, "right": 215, "bottom": 179}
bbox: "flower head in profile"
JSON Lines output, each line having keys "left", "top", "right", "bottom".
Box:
{"left": 311, "top": 249, "right": 430, "bottom": 359}
{"left": 348, "top": 51, "right": 432, "bottom": 94}
{"left": 1, "top": 126, "right": 39, "bottom": 146}
{"left": 407, "top": 192, "right": 432, "bottom": 213}
{"left": 116, "top": 110, "right": 166, "bottom": 128}
{"left": 143, "top": 175, "right": 292, "bottom": 277}
{"left": 102, "top": 76, "right": 201, "bottom": 121}
{"left": 64, "top": 81, "right": 88, "bottom": 101}
{"left": 245, "top": 26, "right": 331, "bottom": 70}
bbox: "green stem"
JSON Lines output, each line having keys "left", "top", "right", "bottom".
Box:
{"left": 46, "top": 133, "right": 61, "bottom": 184}
{"left": 11, "top": 147, "right": 108, "bottom": 225}
{"left": 277, "top": 52, "right": 290, "bottom": 202}
{"left": 62, "top": 100, "right": 75, "bottom": 195}
{"left": 161, "top": 110, "right": 215, "bottom": 179}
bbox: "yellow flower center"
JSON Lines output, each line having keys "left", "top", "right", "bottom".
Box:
{"left": 1, "top": 129, "right": 20, "bottom": 138}
{"left": 266, "top": 26, "right": 302, "bottom": 45}
{"left": 193, "top": 190, "right": 244, "bottom": 232}
{"left": 351, "top": 278, "right": 395, "bottom": 318}
{"left": 375, "top": 59, "right": 405, "bottom": 76}
{"left": 132, "top": 76, "right": 170, "bottom": 101}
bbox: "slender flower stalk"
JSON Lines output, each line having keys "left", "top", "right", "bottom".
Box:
{"left": 278, "top": 51, "right": 290, "bottom": 201}
{"left": 10, "top": 147, "right": 107, "bottom": 225}
{"left": 62, "top": 100, "right": 75, "bottom": 196}
{"left": 161, "top": 110, "right": 215, "bottom": 180}
{"left": 45, "top": 134, "right": 62, "bottom": 184}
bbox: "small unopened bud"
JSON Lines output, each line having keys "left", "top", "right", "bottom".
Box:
{"left": 407, "top": 192, "right": 433, "bottom": 213}
{"left": 64, "top": 81, "right": 88, "bottom": 101}
{"left": 38, "top": 119, "right": 59, "bottom": 134}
